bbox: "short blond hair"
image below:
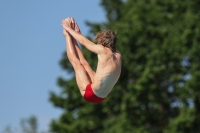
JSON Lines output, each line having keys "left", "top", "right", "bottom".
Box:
{"left": 94, "top": 30, "right": 117, "bottom": 52}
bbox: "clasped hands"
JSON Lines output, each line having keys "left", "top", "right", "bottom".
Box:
{"left": 62, "top": 17, "right": 81, "bottom": 37}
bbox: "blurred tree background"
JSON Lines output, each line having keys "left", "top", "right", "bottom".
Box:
{"left": 49, "top": 0, "right": 200, "bottom": 133}
{"left": 1, "top": 116, "right": 47, "bottom": 133}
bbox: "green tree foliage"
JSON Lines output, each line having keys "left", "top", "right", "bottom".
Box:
{"left": 1, "top": 116, "right": 47, "bottom": 133}
{"left": 20, "top": 116, "right": 38, "bottom": 133}
{"left": 49, "top": 0, "right": 200, "bottom": 132}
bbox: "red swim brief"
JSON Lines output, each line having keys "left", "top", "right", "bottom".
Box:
{"left": 83, "top": 83, "right": 105, "bottom": 104}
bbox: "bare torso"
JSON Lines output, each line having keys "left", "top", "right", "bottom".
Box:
{"left": 91, "top": 46, "right": 122, "bottom": 98}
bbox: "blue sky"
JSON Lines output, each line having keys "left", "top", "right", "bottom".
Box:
{"left": 0, "top": 0, "right": 105, "bottom": 132}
